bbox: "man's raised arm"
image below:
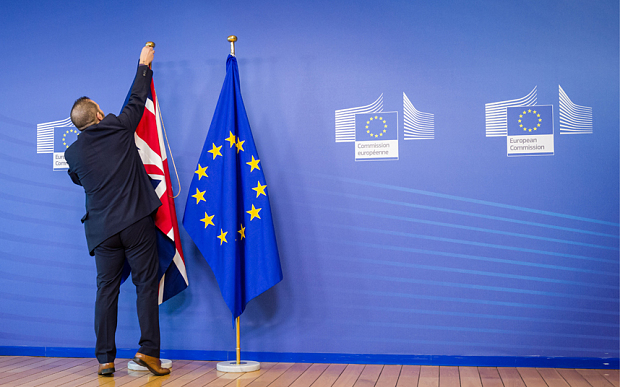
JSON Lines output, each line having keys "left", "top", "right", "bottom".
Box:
{"left": 118, "top": 46, "right": 155, "bottom": 131}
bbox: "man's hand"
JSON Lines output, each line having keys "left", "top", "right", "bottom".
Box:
{"left": 139, "top": 46, "right": 155, "bottom": 66}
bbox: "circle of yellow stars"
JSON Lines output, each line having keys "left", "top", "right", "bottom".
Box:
{"left": 63, "top": 128, "right": 79, "bottom": 148}
{"left": 365, "top": 116, "right": 388, "bottom": 138}
{"left": 191, "top": 131, "right": 267, "bottom": 246}
{"left": 518, "top": 109, "right": 542, "bottom": 132}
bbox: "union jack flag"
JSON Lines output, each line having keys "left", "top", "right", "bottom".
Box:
{"left": 122, "top": 76, "right": 189, "bottom": 304}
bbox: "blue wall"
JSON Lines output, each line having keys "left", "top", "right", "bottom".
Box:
{"left": 0, "top": 0, "right": 618, "bottom": 367}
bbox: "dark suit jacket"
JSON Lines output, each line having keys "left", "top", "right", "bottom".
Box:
{"left": 65, "top": 65, "right": 161, "bottom": 256}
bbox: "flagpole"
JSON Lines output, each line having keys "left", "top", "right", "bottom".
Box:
{"left": 214, "top": 35, "right": 259, "bottom": 373}
{"left": 231, "top": 35, "right": 241, "bottom": 368}
{"left": 147, "top": 40, "right": 182, "bottom": 199}
{"left": 230, "top": 35, "right": 241, "bottom": 368}
{"left": 127, "top": 39, "right": 177, "bottom": 374}
{"left": 236, "top": 316, "right": 241, "bottom": 364}
{"left": 216, "top": 314, "right": 259, "bottom": 372}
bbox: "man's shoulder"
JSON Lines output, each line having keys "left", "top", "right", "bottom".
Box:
{"left": 99, "top": 113, "right": 119, "bottom": 124}
{"left": 85, "top": 114, "right": 126, "bottom": 132}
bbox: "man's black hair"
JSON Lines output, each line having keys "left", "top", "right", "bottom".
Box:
{"left": 70, "top": 96, "right": 98, "bottom": 130}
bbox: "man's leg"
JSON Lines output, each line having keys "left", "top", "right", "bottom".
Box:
{"left": 121, "top": 215, "right": 169, "bottom": 376}
{"left": 93, "top": 233, "right": 126, "bottom": 365}
{"left": 120, "top": 215, "right": 160, "bottom": 358}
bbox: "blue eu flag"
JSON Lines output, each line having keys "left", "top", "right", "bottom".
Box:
{"left": 507, "top": 105, "right": 553, "bottom": 136}
{"left": 355, "top": 112, "right": 398, "bottom": 141}
{"left": 183, "top": 55, "right": 282, "bottom": 319}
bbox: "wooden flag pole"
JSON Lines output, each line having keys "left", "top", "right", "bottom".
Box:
{"left": 127, "top": 40, "right": 176, "bottom": 374}
{"left": 231, "top": 36, "right": 241, "bottom": 367}
{"left": 236, "top": 316, "right": 241, "bottom": 365}
{"left": 144, "top": 41, "right": 182, "bottom": 199}
{"left": 214, "top": 34, "right": 259, "bottom": 374}
{"left": 217, "top": 315, "right": 259, "bottom": 372}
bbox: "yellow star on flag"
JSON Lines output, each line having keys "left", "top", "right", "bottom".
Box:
{"left": 217, "top": 229, "right": 228, "bottom": 245}
{"left": 200, "top": 212, "right": 215, "bottom": 228}
{"left": 191, "top": 188, "right": 206, "bottom": 204}
{"left": 238, "top": 224, "right": 246, "bottom": 240}
{"left": 225, "top": 132, "right": 236, "bottom": 148}
{"left": 246, "top": 155, "right": 261, "bottom": 172}
{"left": 247, "top": 204, "right": 262, "bottom": 221}
{"left": 252, "top": 181, "right": 267, "bottom": 198}
{"left": 235, "top": 138, "right": 245, "bottom": 153}
{"left": 208, "top": 143, "right": 222, "bottom": 159}
{"left": 195, "top": 164, "right": 208, "bottom": 180}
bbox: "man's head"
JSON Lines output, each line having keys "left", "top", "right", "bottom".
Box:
{"left": 70, "top": 97, "right": 104, "bottom": 130}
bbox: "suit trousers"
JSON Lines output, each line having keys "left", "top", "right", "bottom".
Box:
{"left": 93, "top": 215, "right": 160, "bottom": 363}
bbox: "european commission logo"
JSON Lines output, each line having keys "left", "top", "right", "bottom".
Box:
{"left": 335, "top": 93, "right": 435, "bottom": 161}
{"left": 354, "top": 112, "right": 398, "bottom": 160}
{"left": 507, "top": 105, "right": 553, "bottom": 156}
{"left": 485, "top": 85, "right": 592, "bottom": 157}
{"left": 36, "top": 118, "right": 79, "bottom": 170}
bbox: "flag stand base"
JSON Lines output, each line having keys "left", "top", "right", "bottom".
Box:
{"left": 217, "top": 360, "right": 260, "bottom": 373}
{"left": 127, "top": 359, "right": 172, "bottom": 371}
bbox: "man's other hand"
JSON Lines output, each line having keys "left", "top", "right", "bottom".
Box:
{"left": 139, "top": 46, "right": 155, "bottom": 66}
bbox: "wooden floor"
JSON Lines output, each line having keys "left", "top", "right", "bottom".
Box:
{"left": 0, "top": 356, "right": 617, "bottom": 387}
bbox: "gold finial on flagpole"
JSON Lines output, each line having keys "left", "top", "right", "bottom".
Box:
{"left": 144, "top": 42, "right": 155, "bottom": 69}
{"left": 228, "top": 35, "right": 237, "bottom": 56}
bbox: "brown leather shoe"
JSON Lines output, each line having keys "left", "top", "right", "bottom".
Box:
{"left": 97, "top": 362, "right": 115, "bottom": 376}
{"left": 133, "top": 352, "right": 170, "bottom": 376}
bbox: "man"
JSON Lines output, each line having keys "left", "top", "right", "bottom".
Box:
{"left": 64, "top": 46, "right": 170, "bottom": 377}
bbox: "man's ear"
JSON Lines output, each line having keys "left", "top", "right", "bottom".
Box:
{"left": 96, "top": 111, "right": 104, "bottom": 121}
